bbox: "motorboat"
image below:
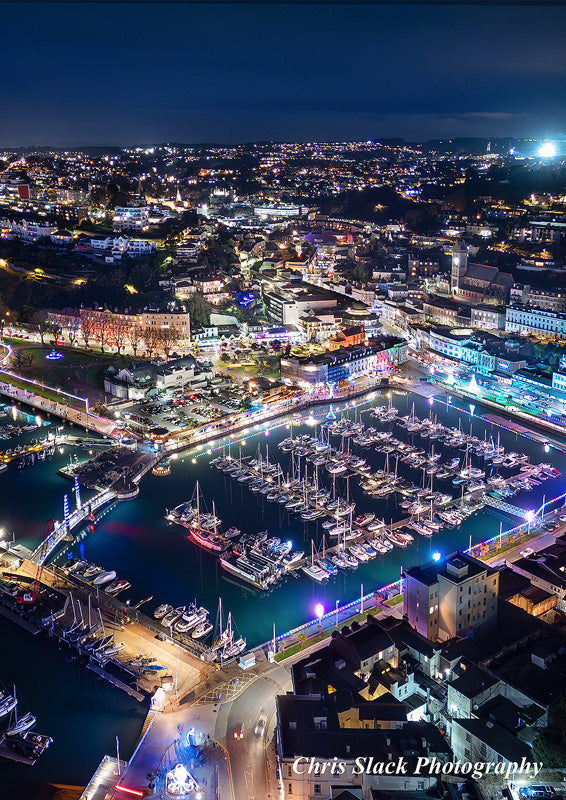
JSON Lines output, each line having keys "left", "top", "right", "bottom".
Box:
{"left": 161, "top": 606, "right": 186, "bottom": 627}
{"left": 354, "top": 513, "right": 375, "bottom": 527}
{"left": 154, "top": 603, "right": 173, "bottom": 619}
{"left": 93, "top": 570, "right": 116, "bottom": 586}
{"left": 83, "top": 564, "right": 102, "bottom": 580}
{"left": 192, "top": 621, "right": 214, "bottom": 639}
{"left": 105, "top": 579, "right": 131, "bottom": 595}
{"left": 104, "top": 641, "right": 126, "bottom": 656}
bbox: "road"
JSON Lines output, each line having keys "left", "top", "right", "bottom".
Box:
{"left": 223, "top": 666, "right": 291, "bottom": 800}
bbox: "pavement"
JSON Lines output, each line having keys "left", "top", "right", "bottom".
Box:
{"left": 112, "top": 659, "right": 292, "bottom": 799}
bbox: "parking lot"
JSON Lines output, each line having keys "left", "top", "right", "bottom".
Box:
{"left": 120, "top": 385, "right": 249, "bottom": 436}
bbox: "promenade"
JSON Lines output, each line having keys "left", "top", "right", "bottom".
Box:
{"left": 0, "top": 378, "right": 116, "bottom": 436}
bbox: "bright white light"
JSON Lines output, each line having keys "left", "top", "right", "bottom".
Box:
{"left": 315, "top": 603, "right": 325, "bottom": 619}
{"left": 432, "top": 551, "right": 442, "bottom": 562}
{"left": 525, "top": 510, "right": 535, "bottom": 523}
{"left": 469, "top": 375, "right": 479, "bottom": 394}
{"left": 539, "top": 142, "right": 556, "bottom": 158}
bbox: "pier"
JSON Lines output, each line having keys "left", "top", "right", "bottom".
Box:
{"left": 482, "top": 495, "right": 529, "bottom": 518}
{"left": 87, "top": 663, "right": 145, "bottom": 702}
{"left": 9, "top": 560, "right": 207, "bottom": 702}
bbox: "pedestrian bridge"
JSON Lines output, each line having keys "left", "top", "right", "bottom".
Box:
{"left": 30, "top": 487, "right": 117, "bottom": 564}
{"left": 483, "top": 494, "right": 528, "bottom": 519}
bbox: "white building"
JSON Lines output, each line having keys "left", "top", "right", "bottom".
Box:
{"left": 505, "top": 304, "right": 566, "bottom": 339}
{"left": 113, "top": 205, "right": 149, "bottom": 231}
{"left": 403, "top": 552, "right": 499, "bottom": 643}
{"left": 0, "top": 216, "right": 57, "bottom": 242}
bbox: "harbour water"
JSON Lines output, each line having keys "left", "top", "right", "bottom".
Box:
{"left": 1, "top": 389, "right": 566, "bottom": 793}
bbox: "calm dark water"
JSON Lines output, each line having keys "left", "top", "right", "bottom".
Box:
{"left": 0, "top": 406, "right": 144, "bottom": 798}
{"left": 1, "top": 391, "right": 565, "bottom": 792}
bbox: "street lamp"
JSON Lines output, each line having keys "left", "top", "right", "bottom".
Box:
{"left": 315, "top": 603, "right": 325, "bottom": 620}
{"left": 335, "top": 599, "right": 339, "bottom": 627}
{"left": 525, "top": 510, "right": 535, "bottom": 535}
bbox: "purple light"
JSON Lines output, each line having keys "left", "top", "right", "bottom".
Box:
{"left": 315, "top": 603, "right": 325, "bottom": 619}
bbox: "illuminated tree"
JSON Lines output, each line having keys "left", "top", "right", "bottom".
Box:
{"left": 143, "top": 325, "right": 160, "bottom": 360}
{"left": 79, "top": 311, "right": 96, "bottom": 348}
{"left": 158, "top": 326, "right": 180, "bottom": 360}
{"left": 126, "top": 323, "right": 144, "bottom": 358}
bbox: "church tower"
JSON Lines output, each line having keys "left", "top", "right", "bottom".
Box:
{"left": 451, "top": 240, "right": 468, "bottom": 295}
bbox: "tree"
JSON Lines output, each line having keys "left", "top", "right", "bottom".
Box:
{"left": 158, "top": 326, "right": 180, "bottom": 360}
{"left": 30, "top": 310, "right": 49, "bottom": 345}
{"left": 63, "top": 311, "right": 81, "bottom": 347}
{"left": 50, "top": 318, "right": 62, "bottom": 342}
{"left": 353, "top": 262, "right": 370, "bottom": 283}
{"left": 80, "top": 311, "right": 96, "bottom": 348}
{"left": 113, "top": 320, "right": 128, "bottom": 355}
{"left": 185, "top": 294, "right": 212, "bottom": 330}
{"left": 146, "top": 772, "right": 156, "bottom": 792}
{"left": 0, "top": 301, "right": 10, "bottom": 339}
{"left": 93, "top": 311, "right": 113, "bottom": 353}
{"left": 143, "top": 325, "right": 160, "bottom": 360}
{"left": 126, "top": 323, "right": 144, "bottom": 358}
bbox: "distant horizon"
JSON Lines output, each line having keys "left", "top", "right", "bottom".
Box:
{"left": 1, "top": 134, "right": 562, "bottom": 152}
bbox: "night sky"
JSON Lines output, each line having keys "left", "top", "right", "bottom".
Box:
{"left": 1, "top": 2, "right": 565, "bottom": 146}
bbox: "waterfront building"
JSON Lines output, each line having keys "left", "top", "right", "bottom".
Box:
{"left": 469, "top": 304, "right": 506, "bottom": 330}
{"left": 103, "top": 354, "right": 213, "bottom": 399}
{"left": 498, "top": 567, "right": 557, "bottom": 618}
{"left": 276, "top": 614, "right": 451, "bottom": 800}
{"left": 280, "top": 337, "right": 407, "bottom": 388}
{"left": 510, "top": 534, "right": 566, "bottom": 612}
{"left": 327, "top": 325, "right": 365, "bottom": 351}
{"left": 49, "top": 306, "right": 191, "bottom": 352}
{"left": 403, "top": 551, "right": 499, "bottom": 643}
{"left": 378, "top": 300, "right": 423, "bottom": 329}
{"left": 412, "top": 325, "right": 527, "bottom": 376}
{"left": 253, "top": 203, "right": 303, "bottom": 218}
{"left": 505, "top": 303, "right": 566, "bottom": 339}
{"left": 422, "top": 296, "right": 469, "bottom": 327}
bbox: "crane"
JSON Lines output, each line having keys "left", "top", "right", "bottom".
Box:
{"left": 17, "top": 519, "right": 54, "bottom": 605}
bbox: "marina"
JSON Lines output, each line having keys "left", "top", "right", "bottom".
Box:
{"left": 165, "top": 398, "right": 560, "bottom": 589}
{"left": 1, "top": 388, "right": 566, "bottom": 793}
